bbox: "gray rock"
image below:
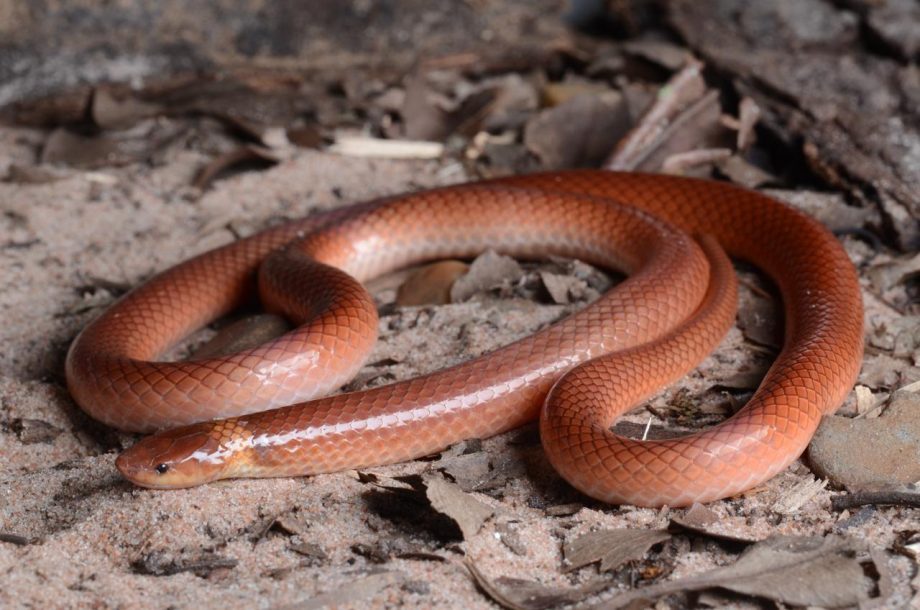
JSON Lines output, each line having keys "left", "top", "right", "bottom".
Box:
{"left": 809, "top": 391, "right": 920, "bottom": 491}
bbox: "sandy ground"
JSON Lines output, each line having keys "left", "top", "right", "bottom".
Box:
{"left": 1, "top": 128, "right": 918, "bottom": 609}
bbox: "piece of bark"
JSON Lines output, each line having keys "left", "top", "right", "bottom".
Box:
{"left": 669, "top": 0, "right": 920, "bottom": 250}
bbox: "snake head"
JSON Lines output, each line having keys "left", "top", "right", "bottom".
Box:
{"left": 116, "top": 423, "right": 229, "bottom": 489}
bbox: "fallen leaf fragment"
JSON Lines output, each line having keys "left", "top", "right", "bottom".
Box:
{"left": 563, "top": 528, "right": 671, "bottom": 573}
{"left": 357, "top": 472, "right": 494, "bottom": 540}
{"left": 669, "top": 505, "right": 762, "bottom": 545}
{"left": 11, "top": 418, "right": 61, "bottom": 444}
{"left": 396, "top": 260, "right": 470, "bottom": 306}
{"left": 193, "top": 144, "right": 282, "bottom": 191}
{"left": 715, "top": 154, "right": 777, "bottom": 188}
{"left": 4, "top": 164, "right": 70, "bottom": 184}
{"left": 524, "top": 91, "right": 630, "bottom": 169}
{"left": 91, "top": 87, "right": 163, "bottom": 130}
{"left": 593, "top": 536, "right": 873, "bottom": 609}
{"left": 466, "top": 558, "right": 611, "bottom": 610}
{"left": 424, "top": 475, "right": 494, "bottom": 539}
{"left": 450, "top": 250, "right": 524, "bottom": 302}
{"left": 538, "top": 270, "right": 588, "bottom": 304}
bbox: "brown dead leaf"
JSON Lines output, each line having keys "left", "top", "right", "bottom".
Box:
{"left": 450, "top": 250, "right": 524, "bottom": 302}
{"left": 432, "top": 440, "right": 492, "bottom": 491}
{"left": 41, "top": 128, "right": 138, "bottom": 168}
{"left": 540, "top": 78, "right": 610, "bottom": 107}
{"left": 479, "top": 74, "right": 539, "bottom": 133}
{"left": 91, "top": 87, "right": 163, "bottom": 130}
{"left": 495, "top": 522, "right": 528, "bottom": 556}
{"left": 11, "top": 418, "right": 61, "bottom": 444}
{"left": 4, "top": 164, "right": 70, "bottom": 184}
{"left": 563, "top": 528, "right": 671, "bottom": 573}
{"left": 737, "top": 293, "right": 780, "bottom": 349}
{"left": 715, "top": 155, "right": 778, "bottom": 188}
{"left": 192, "top": 145, "right": 282, "bottom": 191}
{"left": 524, "top": 91, "right": 631, "bottom": 169}
{"left": 858, "top": 354, "right": 915, "bottom": 390}
{"left": 736, "top": 97, "right": 760, "bottom": 151}
{"left": 402, "top": 73, "right": 452, "bottom": 141}
{"left": 358, "top": 472, "right": 494, "bottom": 540}
{"left": 621, "top": 39, "right": 689, "bottom": 72}
{"left": 668, "top": 510, "right": 762, "bottom": 545}
{"left": 594, "top": 536, "right": 873, "bottom": 609}
{"left": 867, "top": 252, "right": 920, "bottom": 294}
{"left": 678, "top": 503, "right": 719, "bottom": 527}
{"left": 466, "top": 558, "right": 612, "bottom": 610}
{"left": 286, "top": 124, "right": 324, "bottom": 149}
{"left": 538, "top": 270, "right": 588, "bottom": 304}
{"left": 396, "top": 260, "right": 469, "bottom": 306}
{"left": 424, "top": 474, "right": 494, "bottom": 539}
{"left": 766, "top": 189, "right": 878, "bottom": 233}
{"left": 605, "top": 59, "right": 710, "bottom": 171}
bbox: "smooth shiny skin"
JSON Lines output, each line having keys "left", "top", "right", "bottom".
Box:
{"left": 66, "top": 171, "right": 863, "bottom": 506}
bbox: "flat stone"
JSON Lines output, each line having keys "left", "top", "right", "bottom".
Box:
{"left": 809, "top": 391, "right": 920, "bottom": 491}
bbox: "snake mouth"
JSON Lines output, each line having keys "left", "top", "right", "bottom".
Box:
{"left": 115, "top": 424, "right": 225, "bottom": 489}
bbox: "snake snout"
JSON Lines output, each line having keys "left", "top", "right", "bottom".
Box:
{"left": 116, "top": 424, "right": 224, "bottom": 489}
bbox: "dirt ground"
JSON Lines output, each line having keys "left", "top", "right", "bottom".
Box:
{"left": 0, "top": 127, "right": 918, "bottom": 608}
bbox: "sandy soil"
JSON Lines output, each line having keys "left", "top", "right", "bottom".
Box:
{"left": 1, "top": 130, "right": 918, "bottom": 608}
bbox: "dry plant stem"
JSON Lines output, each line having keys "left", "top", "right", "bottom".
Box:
{"left": 604, "top": 58, "right": 707, "bottom": 170}
{"left": 830, "top": 490, "right": 920, "bottom": 511}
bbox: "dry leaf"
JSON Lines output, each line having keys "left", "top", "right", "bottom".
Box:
{"left": 737, "top": 292, "right": 780, "bottom": 349}
{"left": 524, "top": 91, "right": 630, "bottom": 169}
{"left": 396, "top": 260, "right": 469, "bottom": 306}
{"left": 424, "top": 475, "right": 494, "bottom": 539}
{"left": 679, "top": 503, "right": 719, "bottom": 527}
{"left": 668, "top": 510, "right": 761, "bottom": 545}
{"left": 715, "top": 155, "right": 777, "bottom": 188}
{"left": 450, "top": 250, "right": 524, "bottom": 302}
{"left": 358, "top": 472, "right": 495, "bottom": 540}
{"left": 594, "top": 536, "right": 873, "bottom": 609}
{"left": 563, "top": 529, "right": 671, "bottom": 572}
{"left": 432, "top": 441, "right": 492, "bottom": 492}
{"left": 91, "top": 87, "right": 162, "bottom": 130}
{"left": 193, "top": 145, "right": 282, "bottom": 191}
{"left": 466, "top": 558, "right": 611, "bottom": 610}
{"left": 4, "top": 164, "right": 69, "bottom": 184}
{"left": 538, "top": 270, "right": 588, "bottom": 304}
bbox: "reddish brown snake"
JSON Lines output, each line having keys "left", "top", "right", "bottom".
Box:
{"left": 65, "top": 171, "right": 863, "bottom": 507}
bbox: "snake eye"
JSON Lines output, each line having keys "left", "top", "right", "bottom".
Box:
{"left": 155, "top": 463, "right": 170, "bottom": 475}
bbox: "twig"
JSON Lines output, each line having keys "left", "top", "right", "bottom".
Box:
{"left": 830, "top": 490, "right": 920, "bottom": 511}
{"left": 604, "top": 58, "right": 707, "bottom": 170}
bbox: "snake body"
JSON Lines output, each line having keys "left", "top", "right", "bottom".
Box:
{"left": 65, "top": 171, "right": 863, "bottom": 506}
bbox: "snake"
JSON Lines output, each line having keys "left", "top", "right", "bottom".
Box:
{"left": 65, "top": 171, "right": 863, "bottom": 507}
